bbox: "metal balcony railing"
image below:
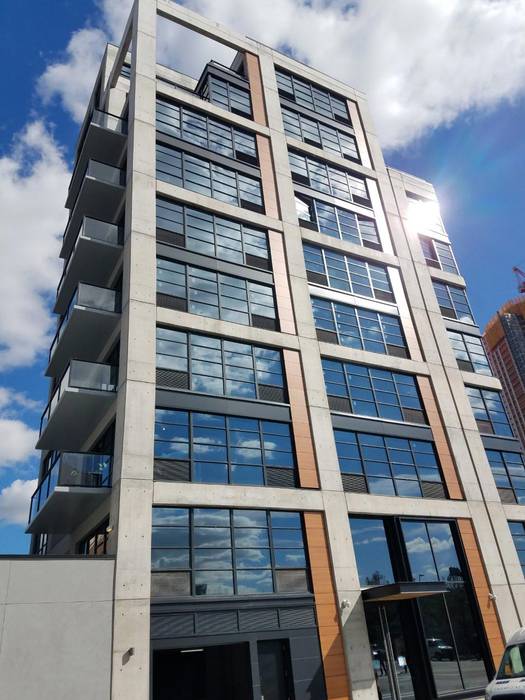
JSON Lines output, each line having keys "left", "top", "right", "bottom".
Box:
{"left": 40, "top": 360, "right": 118, "bottom": 435}
{"left": 29, "top": 452, "right": 112, "bottom": 523}
{"left": 49, "top": 284, "right": 120, "bottom": 361}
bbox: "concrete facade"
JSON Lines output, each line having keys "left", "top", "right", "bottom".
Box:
{"left": 23, "top": 1, "right": 525, "bottom": 699}
{"left": 0, "top": 558, "right": 114, "bottom": 700}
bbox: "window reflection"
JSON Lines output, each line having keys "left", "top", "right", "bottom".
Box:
{"left": 349, "top": 518, "right": 394, "bottom": 587}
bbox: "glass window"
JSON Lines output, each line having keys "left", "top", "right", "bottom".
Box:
{"left": 349, "top": 518, "right": 395, "bottom": 587}
{"left": 156, "top": 258, "right": 277, "bottom": 329}
{"left": 78, "top": 519, "right": 109, "bottom": 556}
{"left": 282, "top": 106, "right": 358, "bottom": 161}
{"left": 202, "top": 75, "right": 252, "bottom": 117}
{"left": 154, "top": 409, "right": 296, "bottom": 486}
{"left": 276, "top": 69, "right": 350, "bottom": 123}
{"left": 312, "top": 297, "right": 407, "bottom": 357}
{"left": 497, "top": 640, "right": 525, "bottom": 679}
{"left": 151, "top": 507, "right": 309, "bottom": 596}
{"left": 322, "top": 359, "right": 426, "bottom": 423}
{"left": 432, "top": 281, "right": 474, "bottom": 324}
{"left": 155, "top": 328, "right": 286, "bottom": 402}
{"left": 466, "top": 386, "right": 513, "bottom": 436}
{"left": 289, "top": 151, "right": 369, "bottom": 205}
{"left": 295, "top": 195, "right": 380, "bottom": 249}
{"left": 509, "top": 521, "right": 525, "bottom": 577}
{"left": 336, "top": 430, "right": 444, "bottom": 498}
{"left": 420, "top": 236, "right": 458, "bottom": 274}
{"left": 486, "top": 450, "right": 525, "bottom": 504}
{"left": 304, "top": 244, "right": 394, "bottom": 302}
{"left": 447, "top": 330, "right": 492, "bottom": 375}
{"left": 156, "top": 98, "right": 258, "bottom": 163}
{"left": 156, "top": 144, "right": 263, "bottom": 211}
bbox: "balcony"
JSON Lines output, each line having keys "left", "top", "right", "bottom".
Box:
{"left": 55, "top": 218, "right": 122, "bottom": 314}
{"left": 27, "top": 451, "right": 112, "bottom": 534}
{"left": 47, "top": 284, "right": 120, "bottom": 378}
{"left": 69, "top": 109, "right": 126, "bottom": 201}
{"left": 37, "top": 360, "right": 117, "bottom": 451}
{"left": 62, "top": 160, "right": 126, "bottom": 261}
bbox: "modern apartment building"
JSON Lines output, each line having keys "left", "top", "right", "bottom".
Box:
{"left": 2, "top": 1, "right": 525, "bottom": 699}
{"left": 484, "top": 297, "right": 525, "bottom": 458}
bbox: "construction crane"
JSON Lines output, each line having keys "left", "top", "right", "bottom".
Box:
{"left": 513, "top": 266, "right": 525, "bottom": 294}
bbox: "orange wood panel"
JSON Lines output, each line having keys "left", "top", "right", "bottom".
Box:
{"left": 268, "top": 230, "right": 296, "bottom": 335}
{"left": 283, "top": 350, "right": 319, "bottom": 488}
{"left": 416, "top": 376, "right": 464, "bottom": 500}
{"left": 457, "top": 519, "right": 506, "bottom": 666}
{"left": 245, "top": 52, "right": 267, "bottom": 126}
{"left": 256, "top": 134, "right": 280, "bottom": 219}
{"left": 304, "top": 512, "right": 351, "bottom": 700}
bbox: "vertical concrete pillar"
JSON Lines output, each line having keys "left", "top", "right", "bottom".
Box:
{"left": 109, "top": 1, "right": 157, "bottom": 698}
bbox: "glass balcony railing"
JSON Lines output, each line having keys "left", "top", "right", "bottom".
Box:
{"left": 66, "top": 160, "right": 125, "bottom": 227}
{"left": 75, "top": 108, "right": 127, "bottom": 162}
{"left": 29, "top": 451, "right": 112, "bottom": 523}
{"left": 49, "top": 283, "right": 120, "bottom": 361}
{"left": 57, "top": 218, "right": 122, "bottom": 298}
{"left": 40, "top": 360, "right": 118, "bottom": 435}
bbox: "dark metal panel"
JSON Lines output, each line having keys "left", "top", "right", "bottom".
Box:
{"left": 481, "top": 434, "right": 524, "bottom": 452}
{"left": 156, "top": 243, "right": 274, "bottom": 285}
{"left": 155, "top": 389, "right": 291, "bottom": 422}
{"left": 331, "top": 413, "right": 434, "bottom": 440}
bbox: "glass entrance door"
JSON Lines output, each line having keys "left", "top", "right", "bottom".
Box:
{"left": 365, "top": 603, "right": 416, "bottom": 700}
{"left": 257, "top": 639, "right": 295, "bottom": 700}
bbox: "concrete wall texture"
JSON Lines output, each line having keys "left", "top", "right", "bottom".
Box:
{"left": 0, "top": 558, "right": 114, "bottom": 700}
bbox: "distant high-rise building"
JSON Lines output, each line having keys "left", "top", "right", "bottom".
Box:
{"left": 484, "top": 297, "right": 525, "bottom": 460}
{"left": 2, "top": 2, "right": 525, "bottom": 699}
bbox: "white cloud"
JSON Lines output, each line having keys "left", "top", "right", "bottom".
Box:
{"left": 0, "top": 121, "right": 70, "bottom": 370}
{"left": 0, "top": 479, "right": 37, "bottom": 525}
{"left": 0, "top": 387, "right": 41, "bottom": 414}
{"left": 36, "top": 0, "right": 525, "bottom": 148}
{"left": 0, "top": 419, "right": 38, "bottom": 468}
{"left": 37, "top": 28, "right": 108, "bottom": 123}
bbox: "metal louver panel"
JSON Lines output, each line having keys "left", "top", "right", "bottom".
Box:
{"left": 239, "top": 609, "right": 279, "bottom": 631}
{"left": 316, "top": 329, "right": 338, "bottom": 344}
{"left": 245, "top": 253, "right": 270, "bottom": 270}
{"left": 421, "top": 482, "right": 446, "bottom": 500}
{"left": 402, "top": 408, "right": 426, "bottom": 424}
{"left": 258, "top": 385, "right": 285, "bottom": 403}
{"left": 278, "top": 607, "right": 316, "bottom": 629}
{"left": 306, "top": 270, "right": 328, "bottom": 286}
{"left": 341, "top": 473, "right": 367, "bottom": 493}
{"left": 154, "top": 459, "right": 190, "bottom": 482}
{"left": 266, "top": 467, "right": 296, "bottom": 489}
{"left": 387, "top": 344, "right": 409, "bottom": 359}
{"left": 252, "top": 315, "right": 278, "bottom": 331}
{"left": 498, "top": 488, "right": 517, "bottom": 504}
{"left": 155, "top": 368, "right": 189, "bottom": 390}
{"left": 151, "top": 612, "right": 195, "bottom": 639}
{"left": 328, "top": 396, "right": 351, "bottom": 413}
{"left": 156, "top": 293, "right": 187, "bottom": 312}
{"left": 196, "top": 611, "right": 237, "bottom": 635}
{"left": 157, "top": 229, "right": 185, "bottom": 248}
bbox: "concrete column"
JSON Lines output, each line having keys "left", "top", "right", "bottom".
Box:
{"left": 109, "top": 1, "right": 157, "bottom": 698}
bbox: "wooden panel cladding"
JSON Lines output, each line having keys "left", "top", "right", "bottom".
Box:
{"left": 388, "top": 268, "right": 423, "bottom": 362}
{"left": 304, "top": 512, "right": 351, "bottom": 700}
{"left": 268, "top": 230, "right": 296, "bottom": 335}
{"left": 457, "top": 519, "right": 506, "bottom": 667}
{"left": 256, "top": 134, "right": 280, "bottom": 220}
{"left": 245, "top": 52, "right": 267, "bottom": 126}
{"left": 416, "top": 376, "right": 463, "bottom": 500}
{"left": 283, "top": 350, "right": 319, "bottom": 489}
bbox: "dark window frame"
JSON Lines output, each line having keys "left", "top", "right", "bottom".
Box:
{"left": 281, "top": 105, "right": 359, "bottom": 161}
{"left": 432, "top": 281, "right": 474, "bottom": 324}
{"left": 486, "top": 449, "right": 525, "bottom": 504}
{"left": 419, "top": 236, "right": 458, "bottom": 274}
{"left": 447, "top": 330, "right": 492, "bottom": 375}
{"left": 275, "top": 68, "right": 351, "bottom": 124}
{"left": 466, "top": 386, "right": 513, "bottom": 436}
{"left": 509, "top": 521, "right": 525, "bottom": 578}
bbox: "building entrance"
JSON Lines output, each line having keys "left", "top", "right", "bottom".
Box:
{"left": 153, "top": 642, "right": 252, "bottom": 700}
{"left": 365, "top": 602, "right": 416, "bottom": 700}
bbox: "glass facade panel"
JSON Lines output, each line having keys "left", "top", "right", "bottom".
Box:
{"left": 322, "top": 359, "right": 426, "bottom": 423}
{"left": 336, "top": 430, "right": 444, "bottom": 498}
{"left": 349, "top": 518, "right": 395, "bottom": 587}
{"left": 199, "top": 75, "right": 252, "bottom": 117}
{"left": 420, "top": 236, "right": 458, "bottom": 274}
{"left": 486, "top": 450, "right": 525, "bottom": 503}
{"left": 509, "top": 521, "right": 525, "bottom": 577}
{"left": 466, "top": 386, "right": 513, "bottom": 436}
{"left": 432, "top": 281, "right": 474, "bottom": 324}
{"left": 151, "top": 507, "right": 309, "bottom": 596}
{"left": 156, "top": 98, "right": 257, "bottom": 163}
{"left": 312, "top": 297, "right": 407, "bottom": 356}
{"left": 447, "top": 330, "right": 492, "bottom": 375}
{"left": 156, "top": 258, "right": 277, "bottom": 328}
{"left": 156, "top": 144, "right": 263, "bottom": 211}
{"left": 295, "top": 195, "right": 380, "bottom": 248}
{"left": 276, "top": 69, "right": 350, "bottom": 123}
{"left": 282, "top": 106, "right": 358, "bottom": 160}
{"left": 155, "top": 409, "right": 296, "bottom": 485}
{"left": 156, "top": 328, "right": 286, "bottom": 401}
{"left": 289, "top": 151, "right": 369, "bottom": 204}
{"left": 304, "top": 244, "right": 393, "bottom": 302}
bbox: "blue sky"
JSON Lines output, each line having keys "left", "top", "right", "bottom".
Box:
{"left": 0, "top": 0, "right": 524, "bottom": 553}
